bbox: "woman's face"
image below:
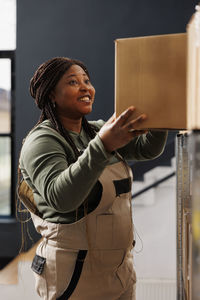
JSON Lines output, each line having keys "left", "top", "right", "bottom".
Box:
{"left": 51, "top": 64, "right": 95, "bottom": 120}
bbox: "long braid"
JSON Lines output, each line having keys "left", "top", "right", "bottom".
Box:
{"left": 41, "top": 102, "right": 82, "bottom": 161}
{"left": 82, "top": 116, "right": 98, "bottom": 139}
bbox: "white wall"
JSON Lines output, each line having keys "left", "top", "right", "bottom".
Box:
{"left": 133, "top": 175, "right": 176, "bottom": 279}
{"left": 132, "top": 163, "right": 177, "bottom": 300}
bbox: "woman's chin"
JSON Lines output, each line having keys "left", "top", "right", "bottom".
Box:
{"left": 81, "top": 106, "right": 93, "bottom": 116}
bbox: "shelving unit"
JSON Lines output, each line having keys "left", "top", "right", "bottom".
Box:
{"left": 176, "top": 132, "right": 200, "bottom": 300}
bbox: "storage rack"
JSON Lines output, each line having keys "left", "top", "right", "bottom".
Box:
{"left": 176, "top": 131, "right": 200, "bottom": 300}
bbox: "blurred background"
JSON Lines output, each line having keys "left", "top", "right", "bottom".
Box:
{"left": 0, "top": 0, "right": 198, "bottom": 299}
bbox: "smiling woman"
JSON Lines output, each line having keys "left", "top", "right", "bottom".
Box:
{"left": 17, "top": 56, "right": 168, "bottom": 300}
{"left": 50, "top": 64, "right": 95, "bottom": 130}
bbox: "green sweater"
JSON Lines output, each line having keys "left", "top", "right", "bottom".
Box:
{"left": 19, "top": 119, "right": 168, "bottom": 223}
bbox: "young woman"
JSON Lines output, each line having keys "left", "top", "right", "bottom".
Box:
{"left": 18, "top": 57, "right": 168, "bottom": 300}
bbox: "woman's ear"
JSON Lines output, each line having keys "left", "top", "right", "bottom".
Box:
{"left": 49, "top": 91, "right": 55, "bottom": 101}
{"left": 49, "top": 92, "right": 56, "bottom": 108}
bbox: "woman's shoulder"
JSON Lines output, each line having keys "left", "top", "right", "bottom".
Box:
{"left": 88, "top": 119, "right": 105, "bottom": 130}
{"left": 20, "top": 120, "right": 66, "bottom": 157}
{"left": 24, "top": 120, "right": 61, "bottom": 141}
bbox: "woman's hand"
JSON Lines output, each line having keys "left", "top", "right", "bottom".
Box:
{"left": 99, "top": 106, "right": 148, "bottom": 153}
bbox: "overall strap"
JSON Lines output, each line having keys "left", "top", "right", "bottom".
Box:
{"left": 57, "top": 250, "right": 87, "bottom": 300}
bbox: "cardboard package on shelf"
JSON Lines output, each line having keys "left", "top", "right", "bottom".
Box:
{"left": 187, "top": 6, "right": 200, "bottom": 130}
{"left": 115, "top": 33, "right": 187, "bottom": 130}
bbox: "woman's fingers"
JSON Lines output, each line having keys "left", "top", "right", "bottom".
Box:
{"left": 130, "top": 130, "right": 148, "bottom": 137}
{"left": 115, "top": 106, "right": 135, "bottom": 127}
{"left": 124, "top": 114, "right": 147, "bottom": 132}
{"left": 107, "top": 112, "right": 116, "bottom": 124}
{"left": 99, "top": 107, "right": 148, "bottom": 153}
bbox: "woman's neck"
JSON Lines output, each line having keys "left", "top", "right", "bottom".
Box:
{"left": 59, "top": 115, "right": 82, "bottom": 133}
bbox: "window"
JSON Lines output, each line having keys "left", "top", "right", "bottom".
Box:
{"left": 0, "top": 59, "right": 11, "bottom": 133}
{"left": 0, "top": 0, "right": 16, "bottom": 216}
{"left": 0, "top": 0, "right": 16, "bottom": 50}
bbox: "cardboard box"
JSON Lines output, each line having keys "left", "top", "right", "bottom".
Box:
{"left": 187, "top": 8, "right": 200, "bottom": 130}
{"left": 115, "top": 33, "right": 187, "bottom": 130}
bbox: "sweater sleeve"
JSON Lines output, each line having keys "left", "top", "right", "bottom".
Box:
{"left": 91, "top": 120, "right": 168, "bottom": 161}
{"left": 20, "top": 127, "right": 113, "bottom": 213}
{"left": 117, "top": 130, "right": 168, "bottom": 161}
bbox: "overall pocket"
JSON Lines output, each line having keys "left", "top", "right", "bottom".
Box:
{"left": 116, "top": 250, "right": 136, "bottom": 290}
{"left": 95, "top": 214, "right": 113, "bottom": 249}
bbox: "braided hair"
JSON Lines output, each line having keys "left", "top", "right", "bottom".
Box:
{"left": 17, "top": 57, "right": 98, "bottom": 234}
{"left": 29, "top": 56, "right": 97, "bottom": 160}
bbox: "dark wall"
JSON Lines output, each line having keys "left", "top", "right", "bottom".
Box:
{"left": 1, "top": 0, "right": 198, "bottom": 258}
{"left": 15, "top": 0, "right": 198, "bottom": 157}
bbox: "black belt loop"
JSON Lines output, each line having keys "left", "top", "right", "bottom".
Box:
{"left": 57, "top": 250, "right": 87, "bottom": 300}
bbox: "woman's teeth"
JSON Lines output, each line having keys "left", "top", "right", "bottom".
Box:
{"left": 78, "top": 96, "right": 91, "bottom": 102}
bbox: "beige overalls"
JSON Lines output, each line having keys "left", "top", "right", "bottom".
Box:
{"left": 21, "top": 156, "right": 136, "bottom": 300}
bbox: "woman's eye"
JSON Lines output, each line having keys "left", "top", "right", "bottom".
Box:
{"left": 68, "top": 80, "right": 78, "bottom": 85}
{"left": 85, "top": 79, "right": 91, "bottom": 84}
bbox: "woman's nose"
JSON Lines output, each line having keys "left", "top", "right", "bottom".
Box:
{"left": 80, "top": 81, "right": 88, "bottom": 91}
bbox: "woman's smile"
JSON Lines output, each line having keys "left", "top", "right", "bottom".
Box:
{"left": 51, "top": 64, "right": 95, "bottom": 120}
{"left": 78, "top": 95, "right": 92, "bottom": 103}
